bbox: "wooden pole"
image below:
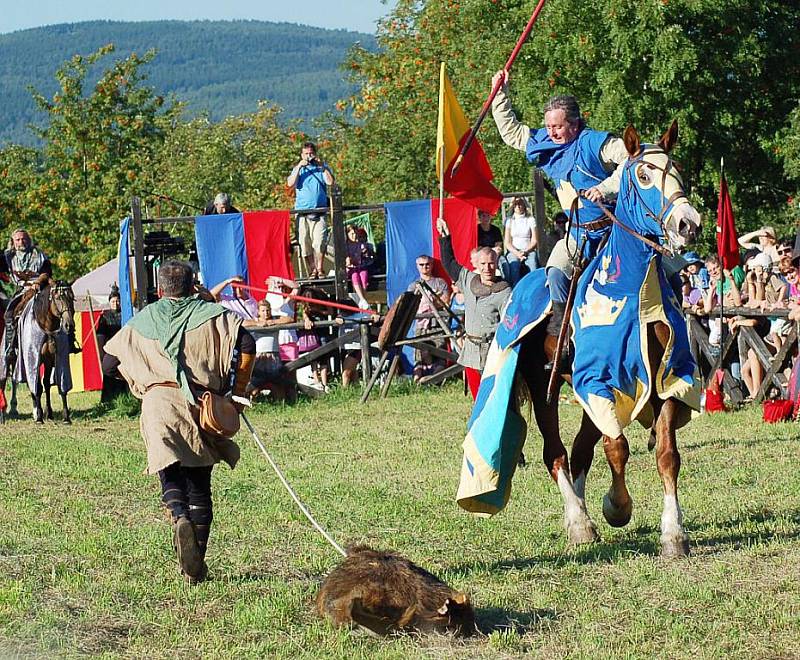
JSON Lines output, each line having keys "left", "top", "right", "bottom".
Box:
{"left": 534, "top": 169, "right": 546, "bottom": 266}
{"left": 130, "top": 197, "right": 148, "bottom": 311}
{"left": 85, "top": 292, "right": 104, "bottom": 383}
{"left": 330, "top": 184, "right": 348, "bottom": 302}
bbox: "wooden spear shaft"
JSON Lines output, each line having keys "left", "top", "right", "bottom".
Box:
{"left": 450, "top": 0, "right": 550, "bottom": 177}
{"left": 230, "top": 281, "right": 370, "bottom": 315}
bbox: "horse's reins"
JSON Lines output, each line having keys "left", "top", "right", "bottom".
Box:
{"left": 566, "top": 146, "right": 686, "bottom": 261}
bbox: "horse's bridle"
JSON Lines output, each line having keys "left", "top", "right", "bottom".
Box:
{"left": 622, "top": 146, "right": 688, "bottom": 230}
{"left": 47, "top": 282, "right": 74, "bottom": 334}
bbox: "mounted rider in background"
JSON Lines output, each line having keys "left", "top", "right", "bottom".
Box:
{"left": 3, "top": 228, "right": 52, "bottom": 359}
{"left": 1, "top": 228, "right": 79, "bottom": 357}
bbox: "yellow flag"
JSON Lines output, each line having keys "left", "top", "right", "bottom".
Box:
{"left": 436, "top": 62, "right": 470, "bottom": 181}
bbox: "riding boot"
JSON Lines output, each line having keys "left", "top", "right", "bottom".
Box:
{"left": 186, "top": 504, "right": 212, "bottom": 585}
{"left": 544, "top": 302, "right": 573, "bottom": 374}
{"left": 4, "top": 319, "right": 16, "bottom": 360}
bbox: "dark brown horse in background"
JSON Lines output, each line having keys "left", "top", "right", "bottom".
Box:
{"left": 0, "top": 279, "right": 76, "bottom": 424}
{"left": 514, "top": 122, "right": 702, "bottom": 557}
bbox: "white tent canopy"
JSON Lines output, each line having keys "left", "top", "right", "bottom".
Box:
{"left": 72, "top": 258, "right": 134, "bottom": 311}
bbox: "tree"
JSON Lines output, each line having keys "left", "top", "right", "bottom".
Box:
{"left": 336, "top": 0, "right": 800, "bottom": 245}
{"left": 146, "top": 102, "right": 306, "bottom": 216}
{"left": 23, "top": 44, "right": 180, "bottom": 277}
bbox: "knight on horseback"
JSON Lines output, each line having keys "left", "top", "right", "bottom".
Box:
{"left": 490, "top": 70, "right": 685, "bottom": 367}
{"left": 2, "top": 229, "right": 82, "bottom": 359}
{"left": 2, "top": 229, "right": 53, "bottom": 360}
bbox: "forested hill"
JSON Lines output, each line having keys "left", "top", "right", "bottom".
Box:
{"left": 0, "top": 20, "right": 375, "bottom": 145}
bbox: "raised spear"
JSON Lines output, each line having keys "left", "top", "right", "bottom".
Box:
{"left": 450, "top": 0, "right": 550, "bottom": 177}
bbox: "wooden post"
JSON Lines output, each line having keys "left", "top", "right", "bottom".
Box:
{"left": 130, "top": 197, "right": 148, "bottom": 311}
{"left": 330, "top": 184, "right": 348, "bottom": 302}
{"left": 533, "top": 169, "right": 546, "bottom": 266}
{"left": 359, "top": 320, "right": 372, "bottom": 384}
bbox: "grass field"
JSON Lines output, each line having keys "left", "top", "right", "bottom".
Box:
{"left": 1, "top": 384, "right": 799, "bottom": 658}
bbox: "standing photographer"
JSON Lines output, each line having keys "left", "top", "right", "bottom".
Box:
{"left": 287, "top": 142, "right": 335, "bottom": 278}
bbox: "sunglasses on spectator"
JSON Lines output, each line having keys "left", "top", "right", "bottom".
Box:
{"left": 417, "top": 262, "right": 432, "bottom": 268}
{"left": 778, "top": 247, "right": 792, "bottom": 254}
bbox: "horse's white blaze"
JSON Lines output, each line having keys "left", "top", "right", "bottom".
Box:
{"left": 665, "top": 202, "right": 702, "bottom": 248}
{"left": 660, "top": 493, "right": 685, "bottom": 540}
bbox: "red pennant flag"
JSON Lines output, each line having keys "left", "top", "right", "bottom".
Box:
{"left": 716, "top": 170, "right": 740, "bottom": 270}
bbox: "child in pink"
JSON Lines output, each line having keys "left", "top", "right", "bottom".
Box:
{"left": 345, "top": 226, "right": 373, "bottom": 310}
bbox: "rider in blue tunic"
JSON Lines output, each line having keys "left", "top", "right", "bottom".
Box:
{"left": 490, "top": 70, "right": 628, "bottom": 358}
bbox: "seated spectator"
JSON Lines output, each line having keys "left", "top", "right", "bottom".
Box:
{"left": 682, "top": 251, "right": 710, "bottom": 294}
{"left": 777, "top": 240, "right": 794, "bottom": 262}
{"left": 680, "top": 274, "right": 703, "bottom": 313}
{"left": 297, "top": 286, "right": 334, "bottom": 393}
{"left": 346, "top": 225, "right": 373, "bottom": 310}
{"left": 247, "top": 298, "right": 295, "bottom": 403}
{"left": 539, "top": 211, "right": 568, "bottom": 264}
{"left": 744, "top": 252, "right": 785, "bottom": 310}
{"left": 449, "top": 282, "right": 466, "bottom": 352}
{"left": 729, "top": 315, "right": 770, "bottom": 401}
{"left": 208, "top": 275, "right": 257, "bottom": 319}
{"left": 265, "top": 277, "right": 300, "bottom": 363}
{"left": 703, "top": 255, "right": 744, "bottom": 345}
{"left": 739, "top": 226, "right": 779, "bottom": 263}
{"left": 781, "top": 260, "right": 800, "bottom": 303}
{"left": 477, "top": 210, "right": 503, "bottom": 256}
{"left": 204, "top": 192, "right": 240, "bottom": 216}
{"left": 407, "top": 254, "right": 452, "bottom": 383}
{"left": 501, "top": 197, "right": 538, "bottom": 285}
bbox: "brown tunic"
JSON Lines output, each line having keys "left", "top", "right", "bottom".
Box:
{"left": 104, "top": 313, "right": 242, "bottom": 474}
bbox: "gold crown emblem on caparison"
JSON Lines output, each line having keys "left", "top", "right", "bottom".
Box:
{"left": 577, "top": 290, "right": 628, "bottom": 328}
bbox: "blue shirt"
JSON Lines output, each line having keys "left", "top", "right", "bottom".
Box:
{"left": 294, "top": 163, "right": 330, "bottom": 210}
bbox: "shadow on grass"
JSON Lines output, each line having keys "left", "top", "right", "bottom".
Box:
{"left": 688, "top": 507, "right": 800, "bottom": 552}
{"left": 476, "top": 606, "right": 559, "bottom": 635}
{"left": 680, "top": 432, "right": 800, "bottom": 452}
{"left": 447, "top": 530, "right": 661, "bottom": 577}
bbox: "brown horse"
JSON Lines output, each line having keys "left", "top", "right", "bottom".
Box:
{"left": 515, "top": 122, "right": 702, "bottom": 557}
{"left": 0, "top": 279, "right": 76, "bottom": 424}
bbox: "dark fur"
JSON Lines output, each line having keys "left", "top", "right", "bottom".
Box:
{"left": 316, "top": 545, "right": 476, "bottom": 636}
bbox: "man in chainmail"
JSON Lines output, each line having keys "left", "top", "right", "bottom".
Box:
{"left": 2, "top": 228, "right": 53, "bottom": 359}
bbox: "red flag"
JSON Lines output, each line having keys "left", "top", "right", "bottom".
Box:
{"left": 437, "top": 63, "right": 503, "bottom": 215}
{"left": 716, "top": 170, "right": 739, "bottom": 270}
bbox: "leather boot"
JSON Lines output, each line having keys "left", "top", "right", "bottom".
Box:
{"left": 4, "top": 319, "right": 16, "bottom": 360}
{"left": 544, "top": 302, "right": 573, "bottom": 375}
{"left": 174, "top": 515, "right": 204, "bottom": 583}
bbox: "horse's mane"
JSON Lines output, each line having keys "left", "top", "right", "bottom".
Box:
{"left": 32, "top": 281, "right": 52, "bottom": 321}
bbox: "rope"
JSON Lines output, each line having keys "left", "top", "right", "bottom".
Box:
{"left": 241, "top": 413, "right": 347, "bottom": 557}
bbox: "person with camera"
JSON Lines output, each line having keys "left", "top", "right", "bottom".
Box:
{"left": 287, "top": 142, "right": 335, "bottom": 278}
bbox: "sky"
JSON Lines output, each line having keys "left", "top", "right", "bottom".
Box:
{"left": 0, "top": 0, "right": 397, "bottom": 35}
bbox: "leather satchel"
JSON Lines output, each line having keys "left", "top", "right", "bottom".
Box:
{"left": 198, "top": 390, "right": 240, "bottom": 438}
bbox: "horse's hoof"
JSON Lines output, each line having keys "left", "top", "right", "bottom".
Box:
{"left": 660, "top": 535, "right": 690, "bottom": 558}
{"left": 566, "top": 518, "right": 600, "bottom": 545}
{"left": 34, "top": 416, "right": 44, "bottom": 425}
{"left": 602, "top": 493, "right": 633, "bottom": 528}
{"left": 62, "top": 418, "right": 72, "bottom": 425}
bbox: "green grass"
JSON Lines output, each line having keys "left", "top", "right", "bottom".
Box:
{"left": 1, "top": 384, "right": 799, "bottom": 658}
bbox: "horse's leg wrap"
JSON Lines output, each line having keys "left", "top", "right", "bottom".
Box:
{"left": 602, "top": 434, "right": 633, "bottom": 527}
